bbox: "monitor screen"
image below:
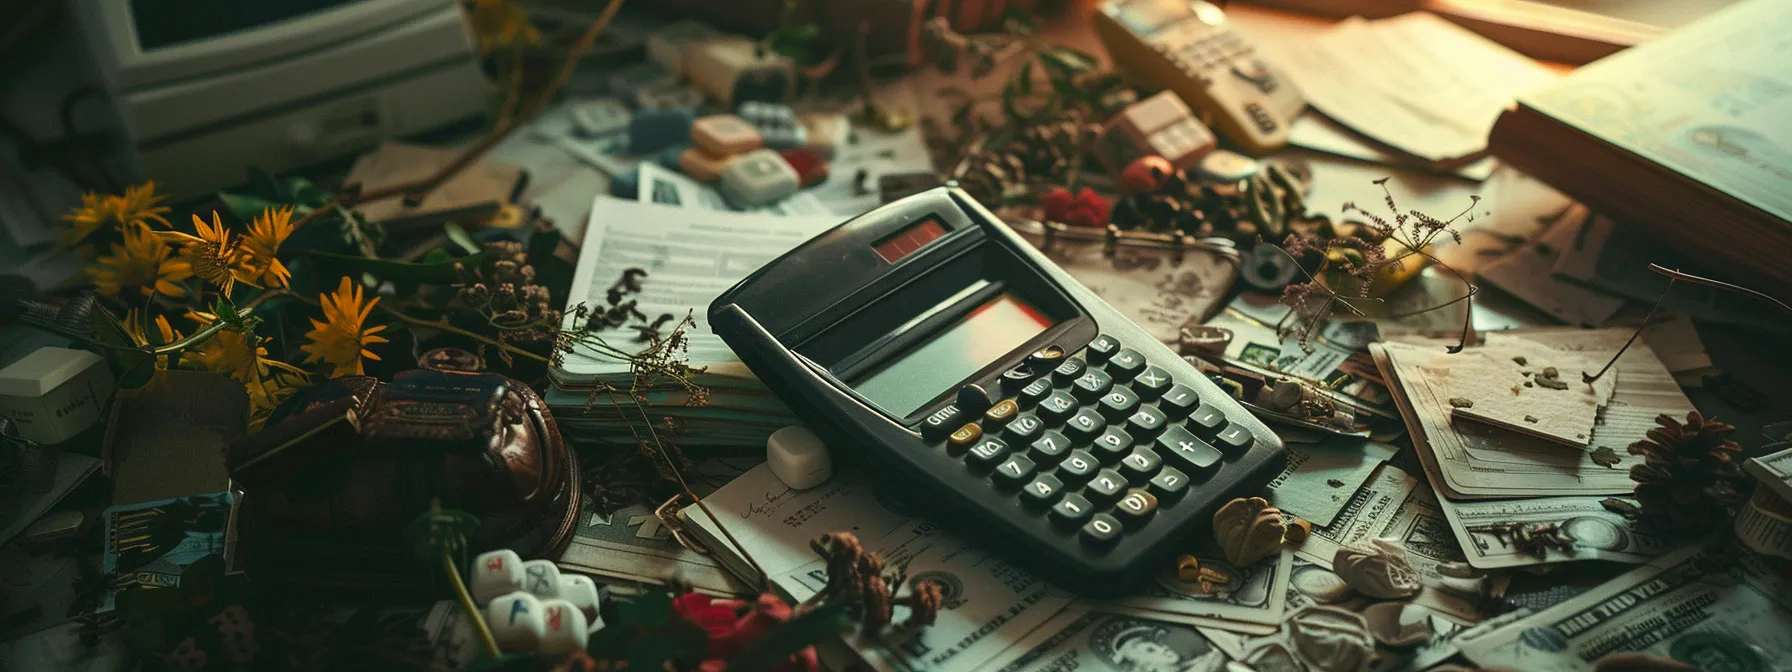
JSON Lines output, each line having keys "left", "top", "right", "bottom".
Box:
{"left": 130, "top": 0, "right": 362, "bottom": 50}
{"left": 851, "top": 293, "right": 1054, "bottom": 417}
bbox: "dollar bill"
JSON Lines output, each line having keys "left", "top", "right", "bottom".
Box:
{"left": 1432, "top": 493, "right": 1674, "bottom": 569}
{"left": 777, "top": 519, "right": 1079, "bottom": 672}
{"left": 1263, "top": 441, "right": 1399, "bottom": 527}
{"left": 554, "top": 458, "right": 759, "bottom": 594}
{"left": 977, "top": 608, "right": 1233, "bottom": 672}
{"left": 1744, "top": 444, "right": 1792, "bottom": 505}
{"left": 1098, "top": 546, "right": 1293, "bottom": 635}
{"left": 1459, "top": 541, "right": 1792, "bottom": 671}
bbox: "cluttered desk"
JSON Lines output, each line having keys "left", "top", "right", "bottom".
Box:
{"left": 1, "top": 0, "right": 1789, "bottom": 670}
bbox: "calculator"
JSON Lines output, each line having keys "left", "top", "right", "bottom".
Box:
{"left": 709, "top": 187, "right": 1285, "bottom": 594}
{"left": 1092, "top": 0, "right": 1305, "bottom": 154}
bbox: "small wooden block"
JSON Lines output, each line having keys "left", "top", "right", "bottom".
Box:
{"left": 797, "top": 113, "right": 849, "bottom": 159}
{"left": 719, "top": 148, "right": 799, "bottom": 207}
{"left": 686, "top": 38, "right": 794, "bottom": 107}
{"left": 678, "top": 147, "right": 735, "bottom": 183}
{"left": 690, "top": 114, "right": 762, "bottom": 156}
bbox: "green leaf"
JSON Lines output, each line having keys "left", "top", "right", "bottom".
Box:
{"left": 445, "top": 223, "right": 482, "bottom": 256}
{"left": 1016, "top": 61, "right": 1034, "bottom": 95}
{"left": 217, "top": 192, "right": 277, "bottom": 222}
{"left": 618, "top": 588, "right": 674, "bottom": 628}
{"left": 727, "top": 603, "right": 851, "bottom": 672}
{"left": 304, "top": 250, "right": 479, "bottom": 294}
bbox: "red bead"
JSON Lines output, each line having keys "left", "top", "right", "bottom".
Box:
{"left": 1119, "top": 156, "right": 1174, "bottom": 195}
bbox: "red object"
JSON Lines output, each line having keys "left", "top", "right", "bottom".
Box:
{"left": 779, "top": 149, "right": 830, "bottom": 188}
{"left": 1119, "top": 156, "right": 1175, "bottom": 195}
{"left": 873, "top": 216, "right": 949, "bottom": 263}
{"left": 1041, "top": 187, "right": 1111, "bottom": 228}
{"left": 679, "top": 592, "right": 819, "bottom": 672}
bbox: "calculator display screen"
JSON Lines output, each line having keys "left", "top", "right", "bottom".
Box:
{"left": 873, "top": 216, "right": 950, "bottom": 263}
{"left": 852, "top": 293, "right": 1053, "bottom": 417}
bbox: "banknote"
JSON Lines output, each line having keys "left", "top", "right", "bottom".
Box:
{"left": 978, "top": 608, "right": 1233, "bottom": 672}
{"left": 777, "top": 519, "right": 1079, "bottom": 672}
{"left": 1744, "top": 444, "right": 1792, "bottom": 504}
{"left": 554, "top": 458, "right": 759, "bottom": 594}
{"left": 1293, "top": 464, "right": 1501, "bottom": 623}
{"left": 1099, "top": 546, "right": 1292, "bottom": 635}
{"left": 1459, "top": 541, "right": 1792, "bottom": 672}
{"left": 1263, "top": 440, "right": 1399, "bottom": 527}
{"left": 1432, "top": 492, "right": 1673, "bottom": 569}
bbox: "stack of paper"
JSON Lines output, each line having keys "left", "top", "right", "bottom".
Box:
{"left": 547, "top": 198, "right": 846, "bottom": 448}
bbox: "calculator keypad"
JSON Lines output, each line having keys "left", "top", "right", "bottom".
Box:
{"left": 928, "top": 334, "right": 1253, "bottom": 551}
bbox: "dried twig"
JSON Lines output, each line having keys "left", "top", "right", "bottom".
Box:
{"left": 1583, "top": 264, "right": 1792, "bottom": 383}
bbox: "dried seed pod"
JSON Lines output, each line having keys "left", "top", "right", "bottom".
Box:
{"left": 1363, "top": 602, "right": 1432, "bottom": 647}
{"left": 1283, "top": 606, "right": 1374, "bottom": 672}
{"left": 1212, "top": 497, "right": 1287, "bottom": 566}
{"left": 1284, "top": 516, "right": 1312, "bottom": 544}
{"left": 1176, "top": 554, "right": 1201, "bottom": 582}
{"left": 1332, "top": 540, "right": 1421, "bottom": 599}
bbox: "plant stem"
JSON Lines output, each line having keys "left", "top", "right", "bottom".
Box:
{"left": 442, "top": 551, "right": 502, "bottom": 659}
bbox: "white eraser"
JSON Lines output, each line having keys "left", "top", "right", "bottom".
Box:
{"left": 718, "top": 148, "right": 799, "bottom": 207}
{"left": 767, "top": 425, "right": 833, "bottom": 490}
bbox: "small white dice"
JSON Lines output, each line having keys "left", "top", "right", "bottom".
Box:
{"left": 571, "top": 98, "right": 630, "bottom": 138}
{"left": 538, "top": 599, "right": 591, "bottom": 657}
{"left": 471, "top": 550, "right": 524, "bottom": 605}
{"left": 767, "top": 425, "right": 833, "bottom": 490}
{"left": 486, "top": 591, "right": 546, "bottom": 653}
{"left": 558, "top": 574, "right": 607, "bottom": 631}
{"left": 520, "top": 559, "right": 562, "bottom": 599}
{"left": 719, "top": 148, "right": 800, "bottom": 207}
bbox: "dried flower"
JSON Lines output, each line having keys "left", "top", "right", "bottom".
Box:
{"left": 301, "top": 277, "right": 389, "bottom": 378}
{"left": 89, "top": 226, "right": 193, "bottom": 298}
{"left": 466, "top": 0, "right": 541, "bottom": 55}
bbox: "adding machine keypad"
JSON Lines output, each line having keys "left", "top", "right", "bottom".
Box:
{"left": 934, "top": 335, "right": 1247, "bottom": 550}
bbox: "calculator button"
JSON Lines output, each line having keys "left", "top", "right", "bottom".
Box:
{"left": 1090, "top": 427, "right": 1134, "bottom": 463}
{"left": 1057, "top": 450, "right": 1100, "bottom": 484}
{"left": 1006, "top": 413, "right": 1045, "bottom": 442}
{"left": 1051, "top": 494, "right": 1095, "bottom": 527}
{"left": 1156, "top": 425, "right": 1222, "bottom": 473}
{"left": 1086, "top": 335, "right": 1121, "bottom": 362}
{"left": 1019, "top": 378, "right": 1054, "bottom": 405}
{"left": 956, "top": 383, "right": 993, "bottom": 414}
{"left": 992, "top": 454, "right": 1037, "bottom": 487}
{"left": 1085, "top": 469, "right": 1127, "bottom": 506}
{"left": 1106, "top": 348, "right": 1146, "bottom": 380}
{"left": 1114, "top": 489, "right": 1159, "bottom": 528}
{"left": 1118, "top": 449, "right": 1162, "bottom": 483}
{"left": 1052, "top": 357, "right": 1087, "bottom": 385}
{"left": 1020, "top": 474, "right": 1064, "bottom": 508}
{"left": 1215, "top": 425, "right": 1253, "bottom": 454}
{"left": 1001, "top": 364, "right": 1041, "bottom": 386}
{"left": 984, "top": 399, "right": 1020, "bottom": 426}
{"left": 1029, "top": 430, "right": 1071, "bottom": 464}
{"left": 1080, "top": 514, "right": 1123, "bottom": 547}
{"left": 1037, "top": 390, "right": 1078, "bottom": 423}
{"left": 921, "top": 405, "right": 965, "bottom": 439}
{"left": 1064, "top": 407, "right": 1107, "bottom": 441}
{"left": 1027, "top": 344, "right": 1068, "bottom": 369}
{"left": 965, "top": 437, "right": 1011, "bottom": 469}
{"left": 1098, "top": 386, "right": 1141, "bottom": 419}
{"left": 1133, "top": 367, "right": 1173, "bottom": 400}
{"left": 1187, "top": 404, "right": 1227, "bottom": 435}
{"left": 1159, "top": 384, "right": 1200, "bottom": 418}
{"left": 1071, "top": 369, "right": 1114, "bottom": 402}
{"left": 1126, "top": 406, "right": 1169, "bottom": 436}
{"left": 946, "top": 423, "right": 983, "bottom": 451}
{"left": 1148, "top": 467, "right": 1189, "bottom": 502}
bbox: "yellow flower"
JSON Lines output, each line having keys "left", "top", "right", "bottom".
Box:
{"left": 246, "top": 371, "right": 306, "bottom": 431}
{"left": 113, "top": 181, "right": 172, "bottom": 230}
{"left": 89, "top": 226, "right": 193, "bottom": 297}
{"left": 122, "top": 308, "right": 185, "bottom": 374}
{"left": 59, "top": 182, "right": 171, "bottom": 249}
{"left": 467, "top": 0, "right": 541, "bottom": 55}
{"left": 183, "top": 310, "right": 309, "bottom": 383}
{"left": 301, "top": 277, "right": 389, "bottom": 378}
{"left": 164, "top": 211, "right": 249, "bottom": 295}
{"left": 241, "top": 207, "right": 294, "bottom": 289}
